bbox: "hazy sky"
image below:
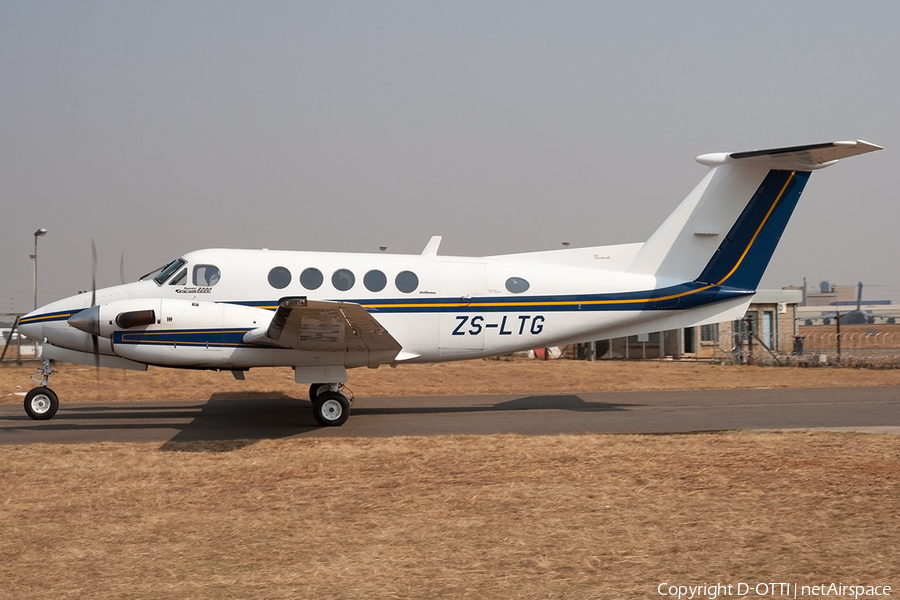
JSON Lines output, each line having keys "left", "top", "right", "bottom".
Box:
{"left": 2, "top": 1, "right": 898, "bottom": 313}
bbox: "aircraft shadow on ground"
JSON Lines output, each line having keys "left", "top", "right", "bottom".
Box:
{"left": 352, "top": 394, "right": 639, "bottom": 416}
{"left": 1, "top": 392, "right": 316, "bottom": 452}
{"left": 2, "top": 392, "right": 640, "bottom": 452}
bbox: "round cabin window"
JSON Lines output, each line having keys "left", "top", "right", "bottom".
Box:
{"left": 267, "top": 266, "right": 291, "bottom": 289}
{"left": 364, "top": 270, "right": 387, "bottom": 292}
{"left": 299, "top": 267, "right": 323, "bottom": 290}
{"left": 505, "top": 277, "right": 530, "bottom": 294}
{"left": 395, "top": 271, "right": 419, "bottom": 293}
{"left": 332, "top": 269, "right": 356, "bottom": 291}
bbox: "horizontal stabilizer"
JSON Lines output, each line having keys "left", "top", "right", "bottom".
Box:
{"left": 697, "top": 140, "right": 882, "bottom": 170}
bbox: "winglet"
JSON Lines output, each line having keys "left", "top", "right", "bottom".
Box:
{"left": 421, "top": 236, "right": 442, "bottom": 256}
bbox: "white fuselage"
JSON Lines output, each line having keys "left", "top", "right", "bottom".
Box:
{"left": 20, "top": 244, "right": 750, "bottom": 372}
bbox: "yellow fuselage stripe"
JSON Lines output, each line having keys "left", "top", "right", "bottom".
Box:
{"left": 715, "top": 171, "right": 795, "bottom": 286}
{"left": 361, "top": 283, "right": 718, "bottom": 311}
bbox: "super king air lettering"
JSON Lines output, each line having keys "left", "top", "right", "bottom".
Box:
{"left": 15, "top": 140, "right": 882, "bottom": 427}
{"left": 452, "top": 315, "right": 545, "bottom": 336}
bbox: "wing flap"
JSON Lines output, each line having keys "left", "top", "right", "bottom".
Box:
{"left": 243, "top": 297, "right": 402, "bottom": 360}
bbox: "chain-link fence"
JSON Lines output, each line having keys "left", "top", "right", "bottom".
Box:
{"left": 0, "top": 315, "right": 42, "bottom": 364}
{"left": 562, "top": 320, "right": 900, "bottom": 367}
{"left": 718, "top": 322, "right": 900, "bottom": 367}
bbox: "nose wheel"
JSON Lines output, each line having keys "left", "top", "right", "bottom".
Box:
{"left": 24, "top": 358, "right": 60, "bottom": 420}
{"left": 24, "top": 387, "right": 59, "bottom": 420}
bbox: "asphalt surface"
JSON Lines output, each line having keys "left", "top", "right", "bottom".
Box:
{"left": 1, "top": 386, "right": 898, "bottom": 446}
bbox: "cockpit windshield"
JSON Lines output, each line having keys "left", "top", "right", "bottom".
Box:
{"left": 151, "top": 258, "right": 187, "bottom": 286}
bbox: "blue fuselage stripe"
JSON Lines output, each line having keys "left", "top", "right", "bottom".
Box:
{"left": 26, "top": 283, "right": 754, "bottom": 333}
{"left": 230, "top": 282, "right": 753, "bottom": 313}
{"left": 113, "top": 329, "right": 253, "bottom": 347}
{"left": 697, "top": 169, "right": 810, "bottom": 289}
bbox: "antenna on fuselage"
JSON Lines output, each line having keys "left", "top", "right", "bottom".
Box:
{"left": 421, "top": 236, "right": 442, "bottom": 256}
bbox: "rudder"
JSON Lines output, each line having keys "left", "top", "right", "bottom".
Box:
{"left": 695, "top": 169, "right": 810, "bottom": 290}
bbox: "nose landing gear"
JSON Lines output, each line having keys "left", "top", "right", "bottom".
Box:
{"left": 25, "top": 358, "right": 59, "bottom": 420}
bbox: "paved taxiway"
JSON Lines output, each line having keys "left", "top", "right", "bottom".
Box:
{"left": 1, "top": 386, "right": 898, "bottom": 445}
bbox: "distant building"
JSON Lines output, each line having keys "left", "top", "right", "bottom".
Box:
{"left": 783, "top": 279, "right": 892, "bottom": 308}
{"left": 584, "top": 289, "right": 802, "bottom": 360}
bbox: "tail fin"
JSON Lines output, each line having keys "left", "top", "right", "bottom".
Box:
{"left": 629, "top": 140, "right": 882, "bottom": 290}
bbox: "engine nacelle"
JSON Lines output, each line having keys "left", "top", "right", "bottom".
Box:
{"left": 87, "top": 298, "right": 273, "bottom": 368}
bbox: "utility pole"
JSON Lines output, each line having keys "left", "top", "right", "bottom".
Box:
{"left": 31, "top": 228, "right": 47, "bottom": 358}
{"left": 746, "top": 315, "right": 754, "bottom": 365}
{"left": 835, "top": 311, "right": 842, "bottom": 365}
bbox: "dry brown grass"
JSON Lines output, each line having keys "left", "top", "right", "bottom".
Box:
{"left": 3, "top": 361, "right": 898, "bottom": 597}
{"left": 3, "top": 358, "right": 900, "bottom": 404}
{"left": 1, "top": 432, "right": 897, "bottom": 599}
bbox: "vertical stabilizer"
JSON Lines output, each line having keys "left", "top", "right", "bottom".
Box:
{"left": 629, "top": 140, "right": 881, "bottom": 290}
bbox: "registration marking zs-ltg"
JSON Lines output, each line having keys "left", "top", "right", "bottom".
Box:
{"left": 452, "top": 315, "right": 545, "bottom": 336}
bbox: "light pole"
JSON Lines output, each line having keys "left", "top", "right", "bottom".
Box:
{"left": 32, "top": 228, "right": 47, "bottom": 311}
{"left": 31, "top": 228, "right": 47, "bottom": 358}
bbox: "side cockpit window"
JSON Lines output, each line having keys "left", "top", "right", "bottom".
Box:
{"left": 170, "top": 269, "right": 187, "bottom": 285}
{"left": 193, "top": 265, "right": 221, "bottom": 286}
{"left": 153, "top": 258, "right": 187, "bottom": 286}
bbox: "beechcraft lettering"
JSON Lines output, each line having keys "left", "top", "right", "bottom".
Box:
{"left": 16, "top": 140, "right": 882, "bottom": 427}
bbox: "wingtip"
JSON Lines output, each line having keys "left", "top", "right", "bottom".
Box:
{"left": 855, "top": 139, "right": 884, "bottom": 152}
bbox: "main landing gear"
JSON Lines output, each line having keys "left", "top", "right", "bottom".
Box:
{"left": 24, "top": 359, "right": 59, "bottom": 420}
{"left": 21, "top": 361, "right": 354, "bottom": 427}
{"left": 308, "top": 383, "right": 352, "bottom": 427}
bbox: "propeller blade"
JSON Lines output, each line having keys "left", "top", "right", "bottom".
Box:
{"left": 90, "top": 239, "right": 99, "bottom": 371}
{"left": 120, "top": 253, "right": 125, "bottom": 285}
{"left": 91, "top": 239, "right": 97, "bottom": 308}
{"left": 92, "top": 333, "right": 100, "bottom": 370}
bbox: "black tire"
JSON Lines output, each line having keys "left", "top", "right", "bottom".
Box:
{"left": 309, "top": 383, "right": 326, "bottom": 402}
{"left": 312, "top": 391, "right": 350, "bottom": 427}
{"left": 24, "top": 387, "right": 59, "bottom": 420}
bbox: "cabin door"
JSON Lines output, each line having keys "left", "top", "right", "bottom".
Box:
{"left": 438, "top": 261, "right": 486, "bottom": 357}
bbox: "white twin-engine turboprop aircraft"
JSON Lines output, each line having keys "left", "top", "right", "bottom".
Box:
{"left": 18, "top": 140, "right": 881, "bottom": 426}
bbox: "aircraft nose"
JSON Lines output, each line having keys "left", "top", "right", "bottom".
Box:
{"left": 68, "top": 306, "right": 101, "bottom": 336}
{"left": 17, "top": 313, "right": 43, "bottom": 342}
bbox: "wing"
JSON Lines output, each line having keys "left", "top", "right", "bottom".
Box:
{"left": 243, "top": 297, "right": 402, "bottom": 363}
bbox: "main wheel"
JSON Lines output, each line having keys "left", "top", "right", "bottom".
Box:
{"left": 309, "top": 383, "right": 326, "bottom": 402}
{"left": 24, "top": 387, "right": 59, "bottom": 420}
{"left": 313, "top": 391, "right": 350, "bottom": 427}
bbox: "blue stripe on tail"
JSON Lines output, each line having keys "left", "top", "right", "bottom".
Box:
{"left": 696, "top": 169, "right": 810, "bottom": 290}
